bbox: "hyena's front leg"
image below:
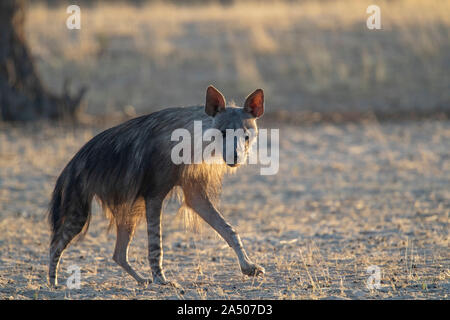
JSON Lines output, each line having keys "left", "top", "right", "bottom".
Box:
{"left": 145, "top": 197, "right": 171, "bottom": 285}
{"left": 188, "top": 195, "right": 265, "bottom": 277}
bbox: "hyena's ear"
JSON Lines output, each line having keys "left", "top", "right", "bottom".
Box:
{"left": 244, "top": 89, "right": 264, "bottom": 118}
{"left": 205, "top": 85, "right": 226, "bottom": 117}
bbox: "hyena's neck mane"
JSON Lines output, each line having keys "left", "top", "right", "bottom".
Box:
{"left": 148, "top": 105, "right": 238, "bottom": 202}
{"left": 179, "top": 162, "right": 236, "bottom": 202}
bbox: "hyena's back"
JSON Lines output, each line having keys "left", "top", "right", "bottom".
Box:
{"left": 48, "top": 106, "right": 210, "bottom": 244}
{"left": 48, "top": 86, "right": 265, "bottom": 286}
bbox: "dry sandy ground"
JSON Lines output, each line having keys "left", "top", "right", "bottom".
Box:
{"left": 0, "top": 118, "right": 448, "bottom": 300}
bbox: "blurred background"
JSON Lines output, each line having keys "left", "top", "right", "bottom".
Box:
{"left": 11, "top": 0, "right": 450, "bottom": 121}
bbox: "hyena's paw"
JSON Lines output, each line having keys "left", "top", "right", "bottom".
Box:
{"left": 241, "top": 263, "right": 265, "bottom": 277}
{"left": 48, "top": 282, "right": 61, "bottom": 290}
{"left": 153, "top": 274, "right": 179, "bottom": 288}
{"left": 136, "top": 278, "right": 152, "bottom": 287}
{"left": 48, "top": 278, "right": 60, "bottom": 289}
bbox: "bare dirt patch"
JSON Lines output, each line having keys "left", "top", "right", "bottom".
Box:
{"left": 0, "top": 119, "right": 448, "bottom": 299}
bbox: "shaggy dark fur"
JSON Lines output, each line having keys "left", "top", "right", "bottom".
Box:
{"left": 48, "top": 86, "right": 265, "bottom": 286}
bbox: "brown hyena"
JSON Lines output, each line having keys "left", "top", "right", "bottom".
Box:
{"left": 48, "top": 86, "right": 265, "bottom": 286}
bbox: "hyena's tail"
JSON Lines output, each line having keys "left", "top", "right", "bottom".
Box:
{"left": 48, "top": 164, "right": 93, "bottom": 286}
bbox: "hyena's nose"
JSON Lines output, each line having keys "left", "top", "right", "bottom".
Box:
{"left": 227, "top": 152, "right": 240, "bottom": 167}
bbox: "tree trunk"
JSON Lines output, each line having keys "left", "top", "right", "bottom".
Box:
{"left": 0, "top": 0, "right": 86, "bottom": 121}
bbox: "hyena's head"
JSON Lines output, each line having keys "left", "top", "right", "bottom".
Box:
{"left": 204, "top": 85, "right": 264, "bottom": 167}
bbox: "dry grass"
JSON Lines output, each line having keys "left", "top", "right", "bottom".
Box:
{"left": 0, "top": 119, "right": 448, "bottom": 299}
{"left": 26, "top": 0, "right": 450, "bottom": 117}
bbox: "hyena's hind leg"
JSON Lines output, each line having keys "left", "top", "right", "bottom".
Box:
{"left": 111, "top": 200, "right": 148, "bottom": 285}
{"left": 49, "top": 207, "right": 91, "bottom": 287}
{"left": 145, "top": 196, "right": 173, "bottom": 285}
